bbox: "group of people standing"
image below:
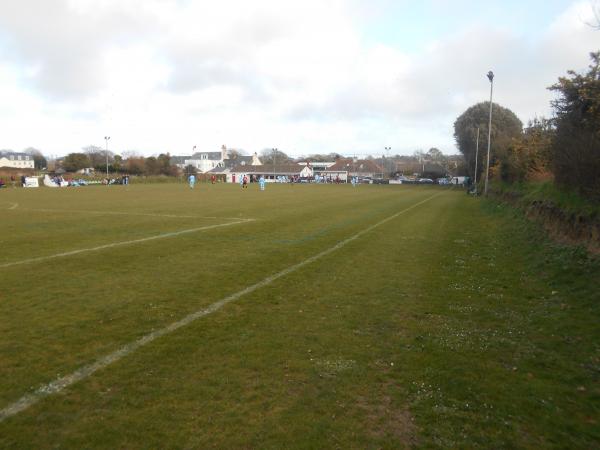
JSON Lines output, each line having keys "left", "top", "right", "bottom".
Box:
{"left": 0, "top": 175, "right": 27, "bottom": 188}
{"left": 240, "top": 174, "right": 267, "bottom": 190}
{"left": 188, "top": 173, "right": 267, "bottom": 191}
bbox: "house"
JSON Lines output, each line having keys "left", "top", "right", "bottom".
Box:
{"left": 299, "top": 161, "right": 338, "bottom": 177}
{"left": 230, "top": 163, "right": 313, "bottom": 183}
{"left": 326, "top": 158, "right": 384, "bottom": 181}
{"left": 184, "top": 149, "right": 224, "bottom": 173}
{"left": 171, "top": 145, "right": 261, "bottom": 175}
{"left": 302, "top": 161, "right": 336, "bottom": 173}
{"left": 208, "top": 151, "right": 262, "bottom": 182}
{"left": 302, "top": 161, "right": 347, "bottom": 182}
{"left": 169, "top": 145, "right": 226, "bottom": 173}
{"left": 0, "top": 151, "right": 35, "bottom": 169}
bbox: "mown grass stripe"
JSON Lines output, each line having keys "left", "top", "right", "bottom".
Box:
{"left": 0, "top": 191, "right": 443, "bottom": 423}
{"left": 0, "top": 219, "right": 254, "bottom": 269}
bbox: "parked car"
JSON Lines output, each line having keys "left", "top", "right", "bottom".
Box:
{"left": 418, "top": 178, "right": 434, "bottom": 184}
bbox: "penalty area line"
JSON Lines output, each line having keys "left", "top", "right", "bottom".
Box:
{"left": 0, "top": 191, "right": 444, "bottom": 423}
{"left": 0, "top": 218, "right": 254, "bottom": 269}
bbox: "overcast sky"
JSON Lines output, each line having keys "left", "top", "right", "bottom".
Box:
{"left": 0, "top": 0, "right": 598, "bottom": 158}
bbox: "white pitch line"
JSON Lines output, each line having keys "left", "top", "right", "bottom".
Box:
{"left": 0, "top": 219, "right": 254, "bottom": 269}
{"left": 8, "top": 202, "right": 18, "bottom": 210}
{"left": 0, "top": 192, "right": 444, "bottom": 423}
{"left": 10, "top": 206, "right": 245, "bottom": 221}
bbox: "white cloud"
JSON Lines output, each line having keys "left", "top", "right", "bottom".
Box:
{"left": 0, "top": 0, "right": 597, "bottom": 157}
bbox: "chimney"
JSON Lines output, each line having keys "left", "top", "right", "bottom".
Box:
{"left": 221, "top": 145, "right": 227, "bottom": 161}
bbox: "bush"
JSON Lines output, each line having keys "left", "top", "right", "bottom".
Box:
{"left": 500, "top": 118, "right": 553, "bottom": 183}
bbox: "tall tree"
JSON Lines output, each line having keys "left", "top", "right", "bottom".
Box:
{"left": 23, "top": 147, "right": 47, "bottom": 170}
{"left": 501, "top": 118, "right": 554, "bottom": 183}
{"left": 83, "top": 145, "right": 113, "bottom": 170}
{"left": 157, "top": 153, "right": 177, "bottom": 176}
{"left": 227, "top": 149, "right": 244, "bottom": 160}
{"left": 304, "top": 154, "right": 327, "bottom": 162}
{"left": 548, "top": 51, "right": 600, "bottom": 199}
{"left": 260, "top": 148, "right": 293, "bottom": 165}
{"left": 112, "top": 154, "right": 123, "bottom": 173}
{"left": 454, "top": 102, "right": 523, "bottom": 181}
{"left": 426, "top": 147, "right": 445, "bottom": 163}
{"left": 125, "top": 157, "right": 145, "bottom": 175}
{"left": 63, "top": 153, "right": 91, "bottom": 172}
{"left": 144, "top": 156, "right": 160, "bottom": 175}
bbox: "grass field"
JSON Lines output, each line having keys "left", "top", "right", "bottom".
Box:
{"left": 1, "top": 182, "right": 599, "bottom": 448}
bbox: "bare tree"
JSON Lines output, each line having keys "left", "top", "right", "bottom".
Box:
{"left": 122, "top": 150, "right": 141, "bottom": 159}
{"left": 83, "top": 145, "right": 112, "bottom": 169}
{"left": 586, "top": 0, "right": 600, "bottom": 29}
{"left": 260, "top": 148, "right": 292, "bottom": 165}
{"left": 227, "top": 149, "right": 245, "bottom": 160}
{"left": 23, "top": 147, "right": 48, "bottom": 169}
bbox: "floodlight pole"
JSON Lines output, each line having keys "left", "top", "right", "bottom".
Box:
{"left": 484, "top": 71, "right": 494, "bottom": 196}
{"left": 385, "top": 146, "right": 391, "bottom": 179}
{"left": 104, "top": 136, "right": 111, "bottom": 178}
{"left": 272, "top": 147, "right": 277, "bottom": 181}
{"left": 474, "top": 128, "right": 480, "bottom": 194}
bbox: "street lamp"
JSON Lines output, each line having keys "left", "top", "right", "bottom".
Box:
{"left": 384, "top": 147, "right": 391, "bottom": 178}
{"left": 484, "top": 70, "right": 494, "bottom": 196}
{"left": 104, "top": 136, "right": 111, "bottom": 178}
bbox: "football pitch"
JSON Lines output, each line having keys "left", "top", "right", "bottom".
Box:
{"left": 1, "top": 183, "right": 599, "bottom": 448}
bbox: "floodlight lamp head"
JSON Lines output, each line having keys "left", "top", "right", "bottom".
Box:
{"left": 487, "top": 71, "right": 494, "bottom": 83}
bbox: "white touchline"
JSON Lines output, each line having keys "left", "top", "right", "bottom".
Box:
{"left": 0, "top": 192, "right": 444, "bottom": 423}
{"left": 8, "top": 203, "right": 18, "bottom": 210}
{"left": 0, "top": 219, "right": 254, "bottom": 269}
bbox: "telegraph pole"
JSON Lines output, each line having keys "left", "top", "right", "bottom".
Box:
{"left": 484, "top": 71, "right": 494, "bottom": 196}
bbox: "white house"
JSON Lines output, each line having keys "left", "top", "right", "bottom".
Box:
{"left": 230, "top": 163, "right": 313, "bottom": 183}
{"left": 184, "top": 148, "right": 225, "bottom": 173}
{"left": 171, "top": 145, "right": 262, "bottom": 174}
{"left": 0, "top": 151, "right": 35, "bottom": 169}
{"left": 170, "top": 145, "right": 227, "bottom": 173}
{"left": 208, "top": 152, "right": 262, "bottom": 181}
